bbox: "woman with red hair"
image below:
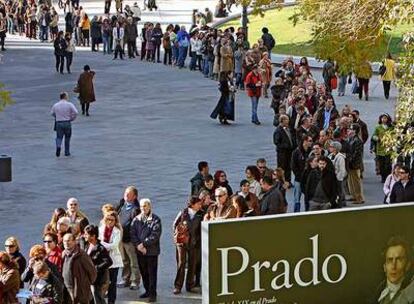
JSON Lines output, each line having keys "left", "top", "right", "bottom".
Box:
{"left": 0, "top": 251, "right": 20, "bottom": 304}
{"left": 214, "top": 170, "right": 233, "bottom": 196}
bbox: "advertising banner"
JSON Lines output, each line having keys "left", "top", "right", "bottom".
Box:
{"left": 202, "top": 203, "right": 414, "bottom": 304}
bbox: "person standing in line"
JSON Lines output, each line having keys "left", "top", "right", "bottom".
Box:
{"left": 0, "top": 251, "right": 20, "bottom": 304}
{"left": 140, "top": 22, "right": 148, "bottom": 61}
{"left": 273, "top": 114, "right": 296, "bottom": 184}
{"left": 245, "top": 64, "right": 262, "bottom": 125}
{"left": 0, "top": 14, "right": 7, "bottom": 51}
{"left": 261, "top": 27, "right": 275, "bottom": 59}
{"left": 4, "top": 237, "right": 26, "bottom": 288}
{"left": 347, "top": 123, "right": 365, "bottom": 204}
{"left": 112, "top": 21, "right": 125, "bottom": 60}
{"left": 380, "top": 52, "right": 396, "bottom": 99}
{"left": 65, "top": 32, "right": 75, "bottom": 74}
{"left": 328, "top": 141, "right": 347, "bottom": 207}
{"left": 260, "top": 176, "right": 287, "bottom": 215}
{"left": 77, "top": 65, "right": 96, "bottom": 116}
{"left": 51, "top": 92, "right": 78, "bottom": 157}
{"left": 389, "top": 165, "right": 414, "bottom": 203}
{"left": 83, "top": 225, "right": 113, "bottom": 304}
{"left": 131, "top": 199, "right": 162, "bottom": 303}
{"left": 99, "top": 211, "right": 123, "bottom": 304}
{"left": 151, "top": 23, "right": 163, "bottom": 63}
{"left": 61, "top": 233, "right": 97, "bottom": 304}
{"left": 115, "top": 186, "right": 141, "bottom": 290}
{"left": 124, "top": 17, "right": 138, "bottom": 59}
{"left": 54, "top": 31, "right": 67, "bottom": 74}
{"left": 172, "top": 196, "right": 203, "bottom": 294}
{"left": 176, "top": 25, "right": 190, "bottom": 69}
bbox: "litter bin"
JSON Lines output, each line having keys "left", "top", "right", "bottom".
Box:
{"left": 0, "top": 155, "right": 12, "bottom": 182}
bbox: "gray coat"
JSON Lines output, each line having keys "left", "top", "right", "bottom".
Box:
{"left": 234, "top": 49, "right": 245, "bottom": 74}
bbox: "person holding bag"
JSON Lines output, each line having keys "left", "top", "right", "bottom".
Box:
{"left": 172, "top": 197, "right": 203, "bottom": 295}
{"left": 245, "top": 64, "right": 262, "bottom": 125}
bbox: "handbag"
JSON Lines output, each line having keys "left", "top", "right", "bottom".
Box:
{"left": 379, "top": 62, "right": 387, "bottom": 76}
{"left": 174, "top": 213, "right": 189, "bottom": 245}
{"left": 73, "top": 85, "right": 80, "bottom": 93}
{"left": 330, "top": 76, "right": 338, "bottom": 90}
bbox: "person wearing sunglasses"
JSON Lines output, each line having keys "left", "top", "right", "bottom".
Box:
{"left": 99, "top": 211, "right": 123, "bottom": 304}
{"left": 204, "top": 187, "right": 236, "bottom": 221}
{"left": 389, "top": 165, "right": 414, "bottom": 204}
{"left": 213, "top": 170, "right": 233, "bottom": 196}
{"left": 44, "top": 232, "right": 63, "bottom": 273}
{"left": 4, "top": 236, "right": 26, "bottom": 288}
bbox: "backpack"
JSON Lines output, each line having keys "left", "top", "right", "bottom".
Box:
{"left": 179, "top": 36, "right": 189, "bottom": 48}
{"left": 173, "top": 210, "right": 189, "bottom": 245}
{"left": 269, "top": 34, "right": 275, "bottom": 49}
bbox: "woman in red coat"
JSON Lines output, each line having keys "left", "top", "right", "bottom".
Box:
{"left": 245, "top": 64, "right": 262, "bottom": 125}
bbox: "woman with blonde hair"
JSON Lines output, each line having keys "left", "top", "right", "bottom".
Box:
{"left": 44, "top": 207, "right": 66, "bottom": 234}
{"left": 4, "top": 237, "right": 26, "bottom": 288}
{"left": 99, "top": 211, "right": 123, "bottom": 304}
{"left": 259, "top": 51, "right": 272, "bottom": 98}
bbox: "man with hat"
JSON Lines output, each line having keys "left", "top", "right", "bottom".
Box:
{"left": 347, "top": 123, "right": 365, "bottom": 204}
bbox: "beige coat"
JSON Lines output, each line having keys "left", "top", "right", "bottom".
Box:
{"left": 0, "top": 265, "right": 20, "bottom": 304}
{"left": 220, "top": 45, "right": 233, "bottom": 73}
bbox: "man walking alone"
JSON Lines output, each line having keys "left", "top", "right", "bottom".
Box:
{"left": 51, "top": 92, "right": 78, "bottom": 157}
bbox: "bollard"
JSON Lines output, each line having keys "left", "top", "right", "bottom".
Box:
{"left": 0, "top": 155, "right": 12, "bottom": 182}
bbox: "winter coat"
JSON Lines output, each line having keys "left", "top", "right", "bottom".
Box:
{"left": 347, "top": 135, "right": 364, "bottom": 170}
{"left": 124, "top": 23, "right": 138, "bottom": 41}
{"left": 130, "top": 213, "right": 162, "bottom": 256}
{"left": 219, "top": 44, "right": 233, "bottom": 73}
{"left": 151, "top": 27, "right": 163, "bottom": 45}
{"left": 328, "top": 152, "right": 347, "bottom": 181}
{"left": 291, "top": 146, "right": 311, "bottom": 182}
{"left": 77, "top": 70, "right": 96, "bottom": 104}
{"left": 173, "top": 208, "right": 203, "bottom": 248}
{"left": 145, "top": 29, "right": 154, "bottom": 50}
{"left": 390, "top": 180, "right": 414, "bottom": 204}
{"left": 0, "top": 264, "right": 20, "bottom": 304}
{"left": 62, "top": 247, "right": 97, "bottom": 303}
{"left": 245, "top": 71, "right": 262, "bottom": 98}
{"left": 90, "top": 19, "right": 102, "bottom": 39}
{"left": 84, "top": 242, "right": 112, "bottom": 286}
{"left": 115, "top": 198, "right": 140, "bottom": 243}
{"left": 28, "top": 273, "right": 63, "bottom": 304}
{"left": 260, "top": 185, "right": 287, "bottom": 215}
{"left": 234, "top": 49, "right": 245, "bottom": 74}
{"left": 99, "top": 226, "right": 124, "bottom": 268}
{"left": 259, "top": 57, "right": 272, "bottom": 84}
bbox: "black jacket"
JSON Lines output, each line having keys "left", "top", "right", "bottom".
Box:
{"left": 190, "top": 172, "right": 204, "bottom": 196}
{"left": 29, "top": 272, "right": 64, "bottom": 304}
{"left": 22, "top": 259, "right": 62, "bottom": 286}
{"left": 116, "top": 198, "right": 141, "bottom": 243}
{"left": 260, "top": 185, "right": 287, "bottom": 215}
{"left": 347, "top": 135, "right": 364, "bottom": 170}
{"left": 130, "top": 213, "right": 162, "bottom": 256}
{"left": 54, "top": 38, "right": 67, "bottom": 56}
{"left": 390, "top": 180, "right": 414, "bottom": 204}
{"left": 291, "top": 146, "right": 311, "bottom": 182}
{"left": 84, "top": 241, "right": 113, "bottom": 286}
{"left": 173, "top": 208, "right": 203, "bottom": 248}
{"left": 304, "top": 168, "right": 321, "bottom": 202}
{"left": 273, "top": 125, "right": 296, "bottom": 152}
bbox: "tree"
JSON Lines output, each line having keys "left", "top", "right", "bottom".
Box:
{"left": 382, "top": 32, "right": 414, "bottom": 158}
{"left": 0, "top": 83, "right": 13, "bottom": 112}
{"left": 291, "top": 0, "right": 414, "bottom": 157}
{"left": 290, "top": 0, "right": 414, "bottom": 73}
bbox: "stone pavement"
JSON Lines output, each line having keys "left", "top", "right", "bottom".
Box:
{"left": 0, "top": 36, "right": 396, "bottom": 303}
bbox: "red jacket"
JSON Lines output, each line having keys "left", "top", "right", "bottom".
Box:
{"left": 245, "top": 71, "right": 262, "bottom": 98}
{"left": 47, "top": 247, "right": 63, "bottom": 273}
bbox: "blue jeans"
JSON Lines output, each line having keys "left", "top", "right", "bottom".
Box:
{"left": 172, "top": 45, "right": 179, "bottom": 63}
{"left": 40, "top": 25, "right": 48, "bottom": 41}
{"left": 235, "top": 73, "right": 244, "bottom": 89}
{"left": 294, "top": 181, "right": 302, "bottom": 212}
{"left": 102, "top": 36, "right": 110, "bottom": 54}
{"left": 202, "top": 58, "right": 209, "bottom": 76}
{"left": 208, "top": 61, "right": 214, "bottom": 78}
{"left": 250, "top": 96, "right": 259, "bottom": 122}
{"left": 178, "top": 46, "right": 188, "bottom": 68}
{"left": 338, "top": 75, "right": 347, "bottom": 94}
{"left": 189, "top": 52, "right": 197, "bottom": 70}
{"left": 56, "top": 121, "right": 72, "bottom": 155}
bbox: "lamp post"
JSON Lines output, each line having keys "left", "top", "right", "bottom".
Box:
{"left": 242, "top": 4, "right": 248, "bottom": 40}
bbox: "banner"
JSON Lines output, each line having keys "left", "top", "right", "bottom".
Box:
{"left": 202, "top": 203, "right": 414, "bottom": 304}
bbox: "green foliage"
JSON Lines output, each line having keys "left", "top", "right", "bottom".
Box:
{"left": 382, "top": 32, "right": 414, "bottom": 158}
{"left": 0, "top": 83, "right": 13, "bottom": 112}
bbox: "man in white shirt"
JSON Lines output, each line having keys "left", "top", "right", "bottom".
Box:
{"left": 51, "top": 92, "right": 78, "bottom": 157}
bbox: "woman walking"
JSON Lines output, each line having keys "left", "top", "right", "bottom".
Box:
{"left": 77, "top": 65, "right": 96, "bottom": 116}
{"left": 99, "top": 211, "right": 123, "bottom": 304}
{"left": 245, "top": 64, "right": 262, "bottom": 125}
{"left": 210, "top": 72, "right": 234, "bottom": 125}
{"left": 380, "top": 52, "right": 396, "bottom": 99}
{"left": 54, "top": 31, "right": 67, "bottom": 74}
{"left": 65, "top": 32, "right": 75, "bottom": 73}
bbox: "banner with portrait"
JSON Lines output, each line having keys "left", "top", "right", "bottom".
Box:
{"left": 202, "top": 203, "right": 414, "bottom": 304}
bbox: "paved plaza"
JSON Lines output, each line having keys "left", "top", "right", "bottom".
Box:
{"left": 0, "top": 35, "right": 397, "bottom": 303}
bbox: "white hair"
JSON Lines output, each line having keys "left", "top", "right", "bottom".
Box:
{"left": 139, "top": 198, "right": 152, "bottom": 207}
{"left": 57, "top": 217, "right": 70, "bottom": 226}
{"left": 67, "top": 197, "right": 79, "bottom": 208}
{"left": 215, "top": 187, "right": 228, "bottom": 196}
